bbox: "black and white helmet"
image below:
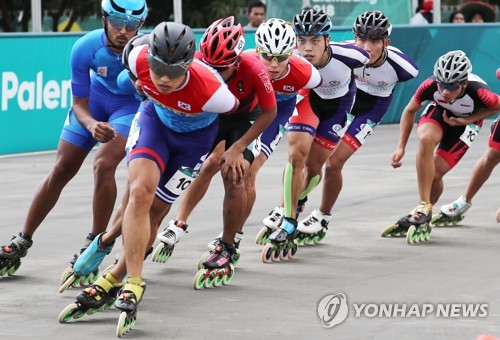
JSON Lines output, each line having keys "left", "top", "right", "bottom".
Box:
{"left": 433, "top": 50, "right": 472, "bottom": 84}
{"left": 292, "top": 9, "right": 332, "bottom": 36}
{"left": 255, "top": 18, "right": 296, "bottom": 54}
{"left": 352, "top": 10, "right": 392, "bottom": 40}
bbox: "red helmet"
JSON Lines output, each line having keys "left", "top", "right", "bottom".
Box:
{"left": 200, "top": 16, "right": 245, "bottom": 67}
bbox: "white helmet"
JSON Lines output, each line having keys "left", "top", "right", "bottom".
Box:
{"left": 255, "top": 18, "right": 296, "bottom": 54}
{"left": 433, "top": 50, "right": 472, "bottom": 84}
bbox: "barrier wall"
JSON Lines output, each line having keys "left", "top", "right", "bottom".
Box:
{"left": 1, "top": 24, "right": 499, "bottom": 154}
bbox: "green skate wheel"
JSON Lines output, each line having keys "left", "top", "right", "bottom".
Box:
{"left": 305, "top": 235, "right": 315, "bottom": 245}
{"left": 254, "top": 227, "right": 268, "bottom": 245}
{"left": 222, "top": 264, "right": 235, "bottom": 285}
{"left": 58, "top": 303, "right": 78, "bottom": 323}
{"left": 197, "top": 251, "right": 211, "bottom": 270}
{"left": 117, "top": 311, "right": 127, "bottom": 337}
{"left": 381, "top": 223, "right": 397, "bottom": 237}
{"left": 314, "top": 229, "right": 327, "bottom": 244}
{"left": 203, "top": 271, "right": 215, "bottom": 288}
{"left": 406, "top": 225, "right": 417, "bottom": 244}
{"left": 193, "top": 269, "right": 207, "bottom": 290}
{"left": 8, "top": 260, "right": 21, "bottom": 276}
{"left": 213, "top": 270, "right": 224, "bottom": 287}
{"left": 151, "top": 243, "right": 164, "bottom": 263}
{"left": 88, "top": 269, "right": 99, "bottom": 284}
{"left": 58, "top": 274, "right": 77, "bottom": 293}
{"left": 87, "top": 307, "right": 99, "bottom": 315}
{"left": 232, "top": 251, "right": 240, "bottom": 266}
{"left": 60, "top": 266, "right": 72, "bottom": 285}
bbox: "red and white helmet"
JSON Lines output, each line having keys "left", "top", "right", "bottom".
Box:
{"left": 200, "top": 16, "right": 245, "bottom": 67}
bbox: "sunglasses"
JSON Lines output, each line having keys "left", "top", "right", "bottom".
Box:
{"left": 148, "top": 54, "right": 188, "bottom": 79}
{"left": 106, "top": 16, "right": 144, "bottom": 32}
{"left": 437, "top": 81, "right": 462, "bottom": 91}
{"left": 257, "top": 48, "right": 292, "bottom": 63}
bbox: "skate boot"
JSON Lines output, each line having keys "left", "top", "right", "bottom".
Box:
{"left": 59, "top": 232, "right": 114, "bottom": 293}
{"left": 255, "top": 207, "right": 284, "bottom": 245}
{"left": 431, "top": 196, "right": 471, "bottom": 227}
{"left": 58, "top": 271, "right": 123, "bottom": 323}
{"left": 193, "top": 241, "right": 236, "bottom": 290}
{"left": 405, "top": 202, "right": 433, "bottom": 244}
{"left": 261, "top": 217, "right": 298, "bottom": 263}
{"left": 60, "top": 233, "right": 100, "bottom": 289}
{"left": 115, "top": 277, "right": 146, "bottom": 337}
{"left": 152, "top": 220, "right": 188, "bottom": 263}
{"left": 381, "top": 206, "right": 419, "bottom": 238}
{"left": 296, "top": 208, "right": 331, "bottom": 245}
{"left": 199, "top": 231, "right": 244, "bottom": 269}
{"left": 0, "top": 233, "right": 33, "bottom": 277}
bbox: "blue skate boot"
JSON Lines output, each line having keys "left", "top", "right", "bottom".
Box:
{"left": 261, "top": 217, "right": 298, "bottom": 263}
{"left": 0, "top": 233, "right": 33, "bottom": 277}
{"left": 59, "top": 233, "right": 114, "bottom": 293}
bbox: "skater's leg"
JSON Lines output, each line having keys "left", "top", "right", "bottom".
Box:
{"left": 320, "top": 141, "right": 354, "bottom": 214}
{"left": 23, "top": 140, "right": 88, "bottom": 237}
{"left": 242, "top": 153, "right": 267, "bottom": 230}
{"left": 416, "top": 122, "right": 443, "bottom": 204}
{"left": 90, "top": 135, "right": 127, "bottom": 236}
{"left": 430, "top": 154, "right": 452, "bottom": 205}
{"left": 463, "top": 147, "right": 500, "bottom": 202}
{"left": 176, "top": 142, "right": 224, "bottom": 222}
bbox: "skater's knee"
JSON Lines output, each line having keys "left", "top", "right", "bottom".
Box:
{"left": 201, "top": 155, "right": 221, "bottom": 175}
{"left": 51, "top": 161, "right": 79, "bottom": 183}
{"left": 485, "top": 149, "right": 500, "bottom": 165}
{"left": 288, "top": 151, "right": 306, "bottom": 170}
{"left": 93, "top": 156, "right": 119, "bottom": 179}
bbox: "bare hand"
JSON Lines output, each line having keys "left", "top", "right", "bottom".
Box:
{"left": 443, "top": 110, "right": 468, "bottom": 127}
{"left": 90, "top": 121, "right": 116, "bottom": 143}
{"left": 391, "top": 148, "right": 405, "bottom": 168}
{"left": 219, "top": 147, "right": 246, "bottom": 184}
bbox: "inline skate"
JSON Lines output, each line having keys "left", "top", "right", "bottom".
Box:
{"left": 431, "top": 196, "right": 471, "bottom": 227}
{"left": 255, "top": 196, "right": 307, "bottom": 245}
{"left": 296, "top": 208, "right": 330, "bottom": 245}
{"left": 381, "top": 202, "right": 433, "bottom": 244}
{"left": 115, "top": 277, "right": 146, "bottom": 337}
{"left": 151, "top": 220, "right": 187, "bottom": 263}
{"left": 0, "top": 233, "right": 32, "bottom": 277}
{"left": 198, "top": 231, "right": 243, "bottom": 269}
{"left": 261, "top": 217, "right": 298, "bottom": 263}
{"left": 193, "top": 241, "right": 236, "bottom": 290}
{"left": 58, "top": 271, "right": 122, "bottom": 323}
{"left": 59, "top": 232, "right": 114, "bottom": 293}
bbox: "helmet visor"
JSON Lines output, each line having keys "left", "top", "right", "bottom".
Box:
{"left": 148, "top": 54, "right": 188, "bottom": 79}
{"left": 437, "top": 81, "right": 462, "bottom": 91}
{"left": 258, "top": 48, "right": 292, "bottom": 62}
{"left": 107, "top": 15, "right": 144, "bottom": 31}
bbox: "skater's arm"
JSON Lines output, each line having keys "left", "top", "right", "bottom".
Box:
{"left": 391, "top": 98, "right": 423, "bottom": 168}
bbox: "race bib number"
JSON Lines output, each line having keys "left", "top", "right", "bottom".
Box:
{"left": 125, "top": 113, "right": 141, "bottom": 152}
{"left": 459, "top": 123, "right": 481, "bottom": 147}
{"left": 164, "top": 167, "right": 197, "bottom": 196}
{"left": 354, "top": 119, "right": 376, "bottom": 145}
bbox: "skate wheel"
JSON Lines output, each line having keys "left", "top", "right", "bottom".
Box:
{"left": 255, "top": 227, "right": 268, "bottom": 245}
{"left": 59, "top": 274, "right": 77, "bottom": 293}
{"left": 117, "top": 311, "right": 128, "bottom": 337}
{"left": 203, "top": 271, "right": 216, "bottom": 288}
{"left": 58, "top": 303, "right": 79, "bottom": 323}
{"left": 381, "top": 223, "right": 398, "bottom": 237}
{"left": 151, "top": 243, "right": 164, "bottom": 263}
{"left": 314, "top": 229, "right": 327, "bottom": 244}
{"left": 406, "top": 226, "right": 417, "bottom": 244}
{"left": 232, "top": 250, "right": 240, "bottom": 266}
{"left": 213, "top": 270, "right": 224, "bottom": 287}
{"left": 222, "top": 264, "right": 235, "bottom": 285}
{"left": 304, "top": 235, "right": 315, "bottom": 245}
{"left": 60, "top": 266, "right": 72, "bottom": 285}
{"left": 261, "top": 243, "right": 274, "bottom": 263}
{"left": 87, "top": 307, "right": 99, "bottom": 315}
{"left": 8, "top": 260, "right": 21, "bottom": 276}
{"left": 197, "top": 251, "right": 211, "bottom": 270}
{"left": 271, "top": 248, "right": 281, "bottom": 262}
{"left": 288, "top": 241, "right": 298, "bottom": 259}
{"left": 296, "top": 235, "right": 304, "bottom": 246}
{"left": 193, "top": 269, "right": 207, "bottom": 290}
{"left": 280, "top": 248, "right": 289, "bottom": 261}
{"left": 88, "top": 268, "right": 99, "bottom": 284}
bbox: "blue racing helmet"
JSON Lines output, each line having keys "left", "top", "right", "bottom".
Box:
{"left": 101, "top": 0, "right": 148, "bottom": 31}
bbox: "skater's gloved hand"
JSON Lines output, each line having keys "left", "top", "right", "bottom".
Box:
{"left": 442, "top": 111, "right": 469, "bottom": 126}
{"left": 89, "top": 121, "right": 116, "bottom": 143}
{"left": 391, "top": 148, "right": 405, "bottom": 168}
{"left": 219, "top": 145, "right": 246, "bottom": 184}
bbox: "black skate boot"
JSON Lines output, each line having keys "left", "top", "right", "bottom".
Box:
{"left": 261, "top": 217, "right": 298, "bottom": 263}
{"left": 115, "top": 277, "right": 146, "bottom": 337}
{"left": 194, "top": 241, "right": 236, "bottom": 289}
{"left": 0, "top": 233, "right": 33, "bottom": 276}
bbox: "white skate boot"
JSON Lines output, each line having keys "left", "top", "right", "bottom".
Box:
{"left": 297, "top": 208, "right": 331, "bottom": 245}
{"left": 255, "top": 207, "right": 284, "bottom": 245}
{"left": 152, "top": 220, "right": 188, "bottom": 263}
{"left": 431, "top": 196, "right": 471, "bottom": 227}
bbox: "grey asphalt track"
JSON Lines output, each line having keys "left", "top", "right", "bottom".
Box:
{"left": 0, "top": 123, "right": 499, "bottom": 340}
